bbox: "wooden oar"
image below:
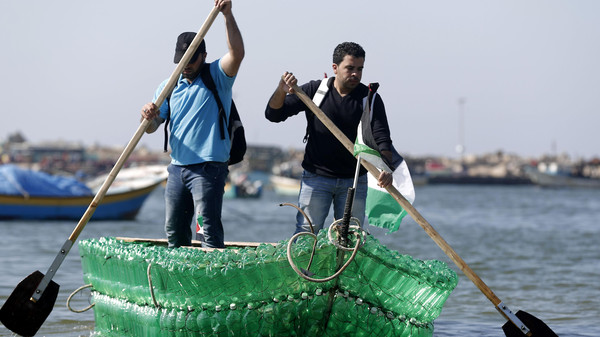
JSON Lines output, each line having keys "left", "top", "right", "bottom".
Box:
{"left": 0, "top": 7, "right": 220, "bottom": 336}
{"left": 288, "top": 80, "right": 558, "bottom": 337}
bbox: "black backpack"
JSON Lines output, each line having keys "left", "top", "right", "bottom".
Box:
{"left": 164, "top": 63, "right": 246, "bottom": 166}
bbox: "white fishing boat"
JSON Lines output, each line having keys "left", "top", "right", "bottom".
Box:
{"left": 269, "top": 174, "right": 301, "bottom": 195}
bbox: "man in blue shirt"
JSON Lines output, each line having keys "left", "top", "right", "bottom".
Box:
{"left": 141, "top": 0, "right": 244, "bottom": 248}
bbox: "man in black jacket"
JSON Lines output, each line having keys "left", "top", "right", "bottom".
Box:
{"left": 265, "top": 42, "right": 393, "bottom": 234}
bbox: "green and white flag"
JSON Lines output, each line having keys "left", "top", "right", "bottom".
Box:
{"left": 354, "top": 125, "right": 415, "bottom": 233}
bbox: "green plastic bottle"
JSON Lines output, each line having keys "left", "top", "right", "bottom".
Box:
{"left": 226, "top": 302, "right": 242, "bottom": 337}
{"left": 279, "top": 295, "right": 298, "bottom": 336}
{"left": 305, "top": 289, "right": 328, "bottom": 336}
{"left": 174, "top": 308, "right": 187, "bottom": 336}
{"left": 211, "top": 304, "right": 228, "bottom": 336}
{"left": 243, "top": 302, "right": 262, "bottom": 336}
{"left": 196, "top": 305, "right": 213, "bottom": 336}
{"left": 160, "top": 307, "right": 177, "bottom": 335}
{"left": 260, "top": 298, "right": 277, "bottom": 336}
{"left": 185, "top": 307, "right": 200, "bottom": 334}
{"left": 295, "top": 292, "right": 310, "bottom": 336}
{"left": 330, "top": 295, "right": 355, "bottom": 335}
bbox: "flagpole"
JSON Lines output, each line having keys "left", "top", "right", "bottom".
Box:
{"left": 352, "top": 155, "right": 361, "bottom": 189}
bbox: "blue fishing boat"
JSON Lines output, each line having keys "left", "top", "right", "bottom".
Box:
{"left": 0, "top": 164, "right": 167, "bottom": 220}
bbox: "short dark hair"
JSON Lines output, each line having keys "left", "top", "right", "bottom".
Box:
{"left": 332, "top": 42, "right": 366, "bottom": 65}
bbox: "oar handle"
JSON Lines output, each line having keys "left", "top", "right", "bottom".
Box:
{"left": 31, "top": 6, "right": 222, "bottom": 303}
{"left": 289, "top": 82, "right": 503, "bottom": 305}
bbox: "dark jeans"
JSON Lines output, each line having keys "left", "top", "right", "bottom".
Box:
{"left": 164, "top": 162, "right": 228, "bottom": 248}
{"left": 295, "top": 170, "right": 368, "bottom": 234}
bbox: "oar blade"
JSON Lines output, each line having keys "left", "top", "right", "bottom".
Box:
{"left": 502, "top": 310, "right": 558, "bottom": 337}
{"left": 0, "top": 270, "right": 60, "bottom": 337}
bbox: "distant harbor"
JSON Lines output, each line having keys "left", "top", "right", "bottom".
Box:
{"left": 2, "top": 131, "right": 599, "bottom": 188}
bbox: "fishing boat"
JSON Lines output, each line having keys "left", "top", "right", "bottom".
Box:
{"left": 0, "top": 164, "right": 167, "bottom": 220}
{"left": 525, "top": 165, "right": 600, "bottom": 188}
{"left": 77, "top": 229, "right": 458, "bottom": 337}
{"left": 224, "top": 173, "right": 263, "bottom": 199}
{"left": 270, "top": 160, "right": 302, "bottom": 195}
{"left": 269, "top": 174, "right": 301, "bottom": 196}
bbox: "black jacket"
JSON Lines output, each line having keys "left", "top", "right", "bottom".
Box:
{"left": 265, "top": 78, "right": 393, "bottom": 178}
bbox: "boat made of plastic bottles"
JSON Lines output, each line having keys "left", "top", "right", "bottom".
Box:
{"left": 77, "top": 230, "right": 458, "bottom": 336}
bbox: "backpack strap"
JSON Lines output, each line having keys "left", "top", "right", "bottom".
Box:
{"left": 304, "top": 77, "right": 332, "bottom": 143}
{"left": 312, "top": 77, "right": 330, "bottom": 107}
{"left": 163, "top": 81, "right": 179, "bottom": 153}
{"left": 200, "top": 63, "right": 227, "bottom": 140}
{"left": 163, "top": 95, "right": 171, "bottom": 152}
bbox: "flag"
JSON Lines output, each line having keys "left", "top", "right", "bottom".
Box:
{"left": 354, "top": 125, "right": 415, "bottom": 233}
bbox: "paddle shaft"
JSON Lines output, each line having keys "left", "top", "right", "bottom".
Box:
{"left": 289, "top": 82, "right": 531, "bottom": 335}
{"left": 30, "top": 6, "right": 221, "bottom": 303}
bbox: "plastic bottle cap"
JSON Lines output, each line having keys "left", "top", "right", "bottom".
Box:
{"left": 230, "top": 303, "right": 236, "bottom": 310}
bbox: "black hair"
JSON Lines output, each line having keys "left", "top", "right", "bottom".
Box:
{"left": 332, "top": 42, "right": 366, "bottom": 65}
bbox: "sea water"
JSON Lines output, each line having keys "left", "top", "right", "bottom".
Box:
{"left": 1, "top": 184, "right": 599, "bottom": 336}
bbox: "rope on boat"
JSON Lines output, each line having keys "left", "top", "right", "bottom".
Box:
{"left": 280, "top": 202, "right": 317, "bottom": 271}
{"left": 286, "top": 223, "right": 362, "bottom": 283}
{"left": 147, "top": 262, "right": 159, "bottom": 307}
{"left": 281, "top": 202, "right": 364, "bottom": 283}
{"left": 66, "top": 284, "right": 95, "bottom": 313}
{"left": 279, "top": 202, "right": 315, "bottom": 234}
{"left": 327, "top": 218, "right": 366, "bottom": 251}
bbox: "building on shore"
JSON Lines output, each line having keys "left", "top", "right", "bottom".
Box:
{"left": 2, "top": 132, "right": 599, "bottom": 185}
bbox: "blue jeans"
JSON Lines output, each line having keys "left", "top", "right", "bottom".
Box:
{"left": 164, "top": 162, "right": 228, "bottom": 248}
{"left": 295, "top": 170, "right": 368, "bottom": 234}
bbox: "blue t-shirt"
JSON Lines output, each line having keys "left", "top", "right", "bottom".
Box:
{"left": 155, "top": 59, "right": 236, "bottom": 165}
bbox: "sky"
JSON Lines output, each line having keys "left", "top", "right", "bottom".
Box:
{"left": 1, "top": 0, "right": 599, "bottom": 160}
